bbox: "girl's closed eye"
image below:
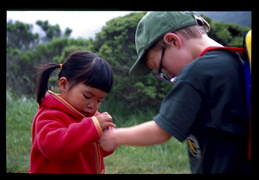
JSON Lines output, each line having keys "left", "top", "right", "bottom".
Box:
{"left": 83, "top": 94, "right": 91, "bottom": 99}
{"left": 97, "top": 99, "right": 103, "bottom": 103}
{"left": 83, "top": 93, "right": 103, "bottom": 103}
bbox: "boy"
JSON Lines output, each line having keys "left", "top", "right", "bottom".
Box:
{"left": 100, "top": 11, "right": 251, "bottom": 173}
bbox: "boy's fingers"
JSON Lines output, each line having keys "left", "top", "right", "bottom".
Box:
{"left": 110, "top": 123, "right": 116, "bottom": 127}
{"left": 106, "top": 123, "right": 116, "bottom": 130}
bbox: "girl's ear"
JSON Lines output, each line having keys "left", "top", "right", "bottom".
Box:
{"left": 59, "top": 77, "right": 69, "bottom": 93}
{"left": 163, "top": 32, "right": 182, "bottom": 48}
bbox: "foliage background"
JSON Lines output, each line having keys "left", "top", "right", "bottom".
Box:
{"left": 6, "top": 12, "right": 249, "bottom": 111}
{"left": 7, "top": 12, "right": 250, "bottom": 111}
{"left": 6, "top": 11, "right": 251, "bottom": 173}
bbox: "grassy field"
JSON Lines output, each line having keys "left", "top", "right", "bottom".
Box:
{"left": 104, "top": 139, "right": 190, "bottom": 174}
{"left": 6, "top": 89, "right": 190, "bottom": 174}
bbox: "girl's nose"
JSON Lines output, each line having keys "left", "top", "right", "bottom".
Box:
{"left": 87, "top": 101, "right": 97, "bottom": 109}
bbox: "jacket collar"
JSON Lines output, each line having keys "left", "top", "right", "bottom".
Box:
{"left": 40, "top": 90, "right": 86, "bottom": 120}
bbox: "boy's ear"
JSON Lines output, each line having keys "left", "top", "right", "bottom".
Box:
{"left": 59, "top": 77, "right": 69, "bottom": 93}
{"left": 163, "top": 32, "right": 182, "bottom": 48}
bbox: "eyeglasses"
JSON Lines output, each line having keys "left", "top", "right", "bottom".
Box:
{"left": 157, "top": 48, "right": 177, "bottom": 83}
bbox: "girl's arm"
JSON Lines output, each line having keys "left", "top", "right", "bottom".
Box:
{"left": 99, "top": 120, "right": 171, "bottom": 152}
{"left": 33, "top": 113, "right": 101, "bottom": 162}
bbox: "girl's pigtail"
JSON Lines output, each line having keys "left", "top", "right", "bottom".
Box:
{"left": 36, "top": 63, "right": 61, "bottom": 105}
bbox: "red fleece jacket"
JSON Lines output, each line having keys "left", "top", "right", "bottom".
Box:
{"left": 29, "top": 91, "right": 113, "bottom": 174}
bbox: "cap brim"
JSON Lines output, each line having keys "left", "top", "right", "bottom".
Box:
{"left": 129, "top": 50, "right": 152, "bottom": 76}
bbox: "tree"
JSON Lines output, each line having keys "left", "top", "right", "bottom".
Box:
{"left": 36, "top": 20, "right": 72, "bottom": 43}
{"left": 201, "top": 14, "right": 250, "bottom": 47}
{"left": 7, "top": 20, "right": 40, "bottom": 95}
{"left": 7, "top": 20, "right": 39, "bottom": 52}
{"left": 7, "top": 20, "right": 76, "bottom": 96}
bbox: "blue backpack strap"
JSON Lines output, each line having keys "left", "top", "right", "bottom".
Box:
{"left": 244, "top": 59, "right": 251, "bottom": 114}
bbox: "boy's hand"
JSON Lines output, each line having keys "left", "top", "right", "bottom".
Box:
{"left": 95, "top": 112, "right": 116, "bottom": 130}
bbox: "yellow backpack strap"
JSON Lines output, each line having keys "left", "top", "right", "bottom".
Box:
{"left": 245, "top": 30, "right": 252, "bottom": 70}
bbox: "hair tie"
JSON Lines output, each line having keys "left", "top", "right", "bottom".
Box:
{"left": 59, "top": 64, "right": 63, "bottom": 70}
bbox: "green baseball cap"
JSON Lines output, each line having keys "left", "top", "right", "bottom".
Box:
{"left": 129, "top": 11, "right": 209, "bottom": 76}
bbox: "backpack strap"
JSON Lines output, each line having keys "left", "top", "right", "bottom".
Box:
{"left": 245, "top": 30, "right": 252, "bottom": 70}
{"left": 198, "top": 46, "right": 245, "bottom": 57}
{"left": 243, "top": 30, "right": 252, "bottom": 161}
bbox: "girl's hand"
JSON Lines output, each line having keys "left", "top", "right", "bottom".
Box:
{"left": 95, "top": 112, "right": 116, "bottom": 130}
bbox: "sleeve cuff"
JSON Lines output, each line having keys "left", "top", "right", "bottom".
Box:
{"left": 92, "top": 116, "right": 102, "bottom": 136}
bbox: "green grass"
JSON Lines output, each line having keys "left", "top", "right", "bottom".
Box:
{"left": 6, "top": 89, "right": 190, "bottom": 174}
{"left": 104, "top": 139, "right": 190, "bottom": 174}
{"left": 6, "top": 89, "right": 37, "bottom": 173}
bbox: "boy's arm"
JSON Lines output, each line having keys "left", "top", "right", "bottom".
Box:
{"left": 99, "top": 120, "right": 171, "bottom": 152}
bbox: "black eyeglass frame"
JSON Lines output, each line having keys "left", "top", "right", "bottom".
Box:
{"left": 157, "top": 48, "right": 176, "bottom": 83}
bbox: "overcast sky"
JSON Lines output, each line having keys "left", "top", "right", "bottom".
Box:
{"left": 6, "top": 11, "right": 134, "bottom": 39}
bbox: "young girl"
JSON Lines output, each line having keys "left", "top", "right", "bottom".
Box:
{"left": 29, "top": 50, "right": 115, "bottom": 174}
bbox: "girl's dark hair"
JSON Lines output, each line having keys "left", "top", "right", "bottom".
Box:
{"left": 36, "top": 50, "right": 113, "bottom": 104}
